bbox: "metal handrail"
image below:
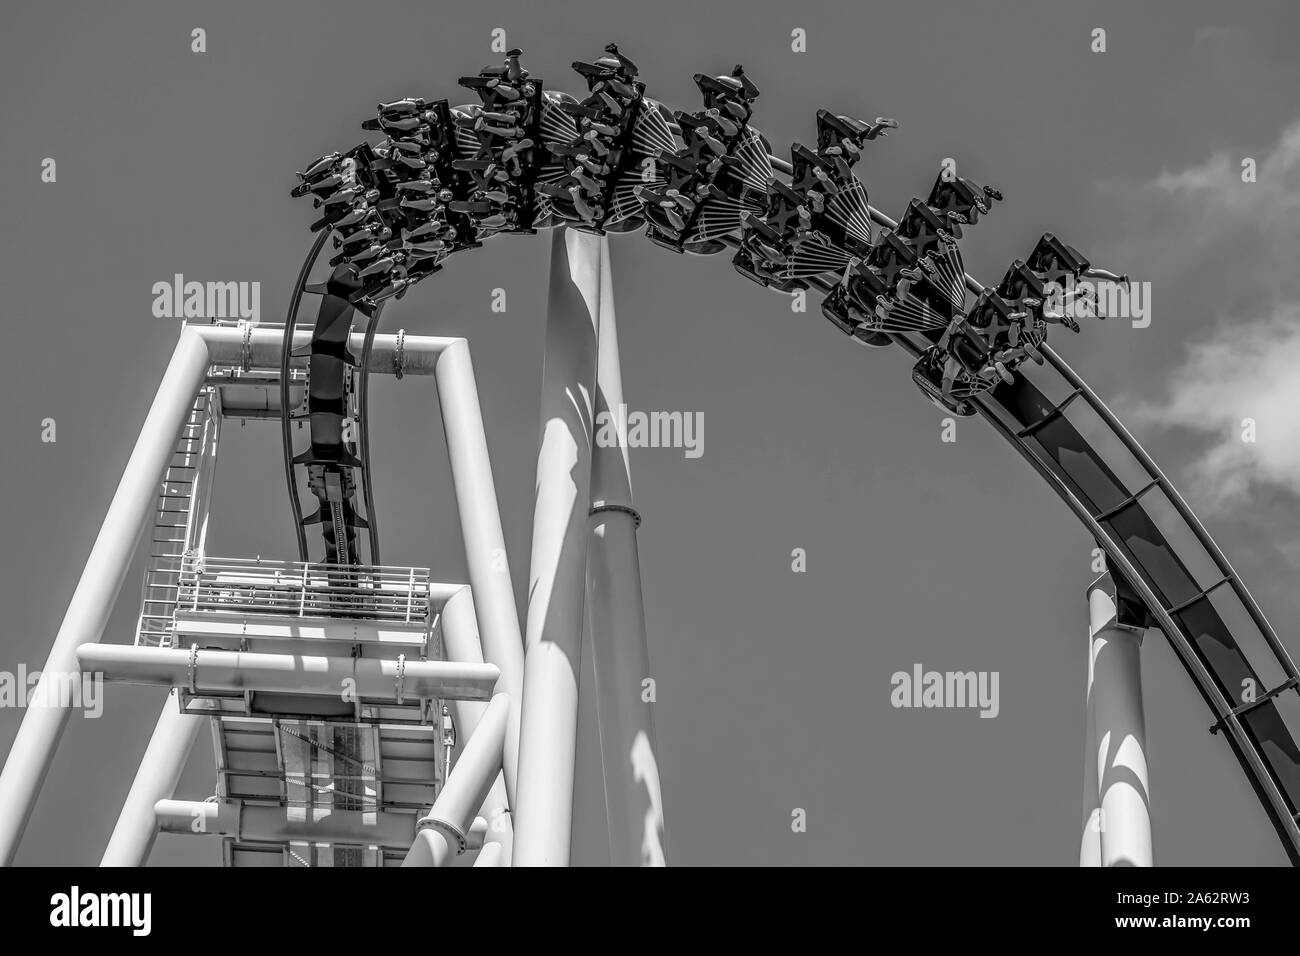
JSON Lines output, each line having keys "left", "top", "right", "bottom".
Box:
{"left": 175, "top": 556, "right": 432, "bottom": 623}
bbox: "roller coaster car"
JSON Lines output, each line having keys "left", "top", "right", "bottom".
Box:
{"left": 572, "top": 42, "right": 642, "bottom": 93}
{"left": 896, "top": 199, "right": 956, "bottom": 262}
{"left": 964, "top": 289, "right": 1021, "bottom": 355}
{"left": 819, "top": 283, "right": 868, "bottom": 336}
{"left": 643, "top": 220, "right": 688, "bottom": 254}
{"left": 926, "top": 172, "right": 1001, "bottom": 234}
{"left": 935, "top": 304, "right": 1017, "bottom": 396}
{"left": 789, "top": 143, "right": 840, "bottom": 196}
{"left": 732, "top": 243, "right": 790, "bottom": 290}
{"left": 787, "top": 153, "right": 875, "bottom": 264}
{"left": 637, "top": 163, "right": 722, "bottom": 251}
{"left": 681, "top": 238, "right": 730, "bottom": 256}
{"left": 1025, "top": 232, "right": 1128, "bottom": 292}
{"left": 636, "top": 69, "right": 766, "bottom": 251}
{"left": 1024, "top": 232, "right": 1093, "bottom": 287}
{"left": 732, "top": 214, "right": 807, "bottom": 293}
{"left": 995, "top": 258, "right": 1045, "bottom": 306}
{"left": 694, "top": 65, "right": 760, "bottom": 126}
{"left": 676, "top": 113, "right": 731, "bottom": 162}
{"left": 544, "top": 45, "right": 650, "bottom": 233}
{"left": 293, "top": 149, "right": 367, "bottom": 202}
{"left": 361, "top": 98, "right": 436, "bottom": 135}
{"left": 758, "top": 181, "right": 810, "bottom": 239}
{"left": 453, "top": 51, "right": 546, "bottom": 234}
{"left": 911, "top": 346, "right": 977, "bottom": 417}
{"left": 813, "top": 110, "right": 891, "bottom": 174}
{"left": 994, "top": 259, "right": 1049, "bottom": 355}
{"left": 864, "top": 229, "right": 919, "bottom": 295}
{"left": 458, "top": 49, "right": 533, "bottom": 100}
{"left": 818, "top": 261, "right": 892, "bottom": 346}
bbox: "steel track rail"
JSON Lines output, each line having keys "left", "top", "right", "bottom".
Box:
{"left": 754, "top": 178, "right": 1300, "bottom": 858}
{"left": 280, "top": 229, "right": 328, "bottom": 562}
{"left": 281, "top": 234, "right": 383, "bottom": 567}
{"left": 729, "top": 208, "right": 1300, "bottom": 857}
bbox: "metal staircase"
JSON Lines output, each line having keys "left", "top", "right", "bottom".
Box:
{"left": 135, "top": 387, "right": 220, "bottom": 648}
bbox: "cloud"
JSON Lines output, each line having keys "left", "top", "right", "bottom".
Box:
{"left": 1120, "top": 121, "right": 1300, "bottom": 512}
{"left": 1151, "top": 121, "right": 1300, "bottom": 226}
{"left": 1131, "top": 306, "right": 1300, "bottom": 510}
{"left": 1099, "top": 121, "right": 1300, "bottom": 314}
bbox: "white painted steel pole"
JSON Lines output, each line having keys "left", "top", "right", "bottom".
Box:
{"left": 76, "top": 644, "right": 501, "bottom": 701}
{"left": 156, "top": 799, "right": 417, "bottom": 848}
{"left": 439, "top": 585, "right": 513, "bottom": 865}
{"left": 1088, "top": 573, "right": 1152, "bottom": 867}
{"left": 436, "top": 339, "right": 525, "bottom": 808}
{"left": 101, "top": 689, "right": 205, "bottom": 866}
{"left": 404, "top": 692, "right": 510, "bottom": 867}
{"left": 514, "top": 228, "right": 603, "bottom": 866}
{"left": 585, "top": 237, "right": 666, "bottom": 866}
{"left": 0, "top": 328, "right": 210, "bottom": 865}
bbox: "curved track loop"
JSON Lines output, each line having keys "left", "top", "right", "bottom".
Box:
{"left": 280, "top": 229, "right": 329, "bottom": 562}
{"left": 280, "top": 233, "right": 384, "bottom": 568}
{"left": 285, "top": 45, "right": 1300, "bottom": 861}
{"left": 975, "top": 351, "right": 1300, "bottom": 861}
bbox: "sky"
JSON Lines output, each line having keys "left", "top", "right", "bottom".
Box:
{"left": 1, "top": 0, "right": 1298, "bottom": 866}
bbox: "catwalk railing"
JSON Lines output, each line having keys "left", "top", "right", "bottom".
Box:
{"left": 175, "top": 556, "right": 432, "bottom": 624}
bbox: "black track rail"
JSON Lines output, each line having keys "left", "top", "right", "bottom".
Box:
{"left": 280, "top": 235, "right": 383, "bottom": 567}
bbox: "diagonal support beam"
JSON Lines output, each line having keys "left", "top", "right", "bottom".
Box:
{"left": 101, "top": 689, "right": 205, "bottom": 867}
{"left": 0, "top": 328, "right": 211, "bottom": 866}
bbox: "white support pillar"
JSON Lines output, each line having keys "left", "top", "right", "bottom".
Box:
{"left": 514, "top": 228, "right": 603, "bottom": 866}
{"left": 1079, "top": 661, "right": 1102, "bottom": 867}
{"left": 1086, "top": 571, "right": 1152, "bottom": 867}
{"left": 101, "top": 689, "right": 205, "bottom": 867}
{"left": 585, "top": 237, "right": 667, "bottom": 866}
{"left": 404, "top": 692, "right": 510, "bottom": 867}
{"left": 435, "top": 338, "right": 526, "bottom": 809}
{"left": 0, "top": 328, "right": 211, "bottom": 866}
{"left": 439, "top": 585, "right": 513, "bottom": 865}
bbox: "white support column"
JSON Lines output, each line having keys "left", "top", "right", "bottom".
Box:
{"left": 1087, "top": 572, "right": 1153, "bottom": 867}
{"left": 435, "top": 339, "right": 525, "bottom": 809}
{"left": 585, "top": 237, "right": 666, "bottom": 867}
{"left": 1079, "top": 660, "right": 1102, "bottom": 867}
{"left": 514, "top": 228, "right": 603, "bottom": 866}
{"left": 439, "top": 585, "right": 513, "bottom": 865}
{"left": 0, "top": 328, "right": 210, "bottom": 866}
{"left": 101, "top": 689, "right": 205, "bottom": 867}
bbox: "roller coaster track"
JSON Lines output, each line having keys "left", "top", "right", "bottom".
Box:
{"left": 281, "top": 234, "right": 385, "bottom": 568}
{"left": 285, "top": 44, "right": 1300, "bottom": 862}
